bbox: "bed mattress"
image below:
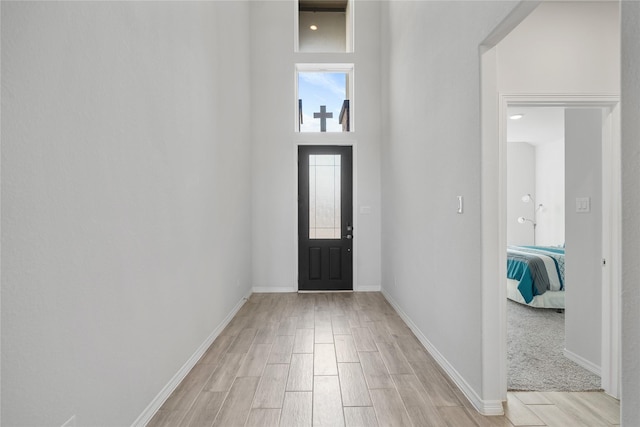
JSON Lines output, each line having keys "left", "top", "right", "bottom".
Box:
{"left": 507, "top": 278, "right": 565, "bottom": 309}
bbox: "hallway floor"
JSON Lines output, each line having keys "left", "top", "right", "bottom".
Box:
{"left": 148, "top": 292, "right": 619, "bottom": 426}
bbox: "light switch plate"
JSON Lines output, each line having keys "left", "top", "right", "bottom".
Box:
{"left": 359, "top": 206, "right": 372, "bottom": 215}
{"left": 576, "top": 197, "right": 591, "bottom": 213}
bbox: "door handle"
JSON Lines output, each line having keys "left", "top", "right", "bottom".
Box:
{"left": 344, "top": 224, "right": 353, "bottom": 239}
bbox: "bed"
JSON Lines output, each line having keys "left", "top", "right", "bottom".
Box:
{"left": 507, "top": 245, "right": 565, "bottom": 309}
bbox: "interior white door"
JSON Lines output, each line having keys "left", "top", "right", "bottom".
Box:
{"left": 564, "top": 108, "right": 603, "bottom": 373}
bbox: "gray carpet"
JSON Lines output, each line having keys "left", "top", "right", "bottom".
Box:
{"left": 507, "top": 299, "right": 602, "bottom": 391}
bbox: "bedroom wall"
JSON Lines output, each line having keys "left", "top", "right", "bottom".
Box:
{"left": 507, "top": 121, "right": 565, "bottom": 248}
{"left": 250, "top": 0, "right": 382, "bottom": 292}
{"left": 507, "top": 142, "right": 535, "bottom": 246}
{"left": 380, "top": 0, "right": 520, "bottom": 405}
{"left": 621, "top": 2, "right": 640, "bottom": 424}
{"left": 496, "top": 0, "right": 619, "bottom": 375}
{"left": 535, "top": 140, "right": 565, "bottom": 246}
{"left": 1, "top": 2, "right": 253, "bottom": 425}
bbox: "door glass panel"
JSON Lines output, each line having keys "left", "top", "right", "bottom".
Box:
{"left": 309, "top": 154, "right": 341, "bottom": 239}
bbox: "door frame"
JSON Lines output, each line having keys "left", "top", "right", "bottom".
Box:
{"left": 481, "top": 91, "right": 621, "bottom": 402}
{"left": 294, "top": 140, "right": 358, "bottom": 291}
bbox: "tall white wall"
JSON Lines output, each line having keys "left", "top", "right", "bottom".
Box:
{"left": 507, "top": 142, "right": 536, "bottom": 245}
{"left": 621, "top": 2, "right": 640, "bottom": 424}
{"left": 381, "top": 0, "right": 519, "bottom": 399}
{"left": 535, "top": 141, "right": 565, "bottom": 246}
{"left": 250, "top": 0, "right": 382, "bottom": 292}
{"left": 1, "top": 2, "right": 252, "bottom": 425}
{"left": 496, "top": 0, "right": 619, "bottom": 375}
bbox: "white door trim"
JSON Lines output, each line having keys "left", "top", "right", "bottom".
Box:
{"left": 600, "top": 102, "right": 621, "bottom": 397}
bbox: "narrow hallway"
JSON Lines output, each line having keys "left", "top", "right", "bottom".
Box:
{"left": 148, "top": 292, "right": 619, "bottom": 426}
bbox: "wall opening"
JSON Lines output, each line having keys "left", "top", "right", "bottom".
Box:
{"left": 297, "top": 0, "right": 353, "bottom": 53}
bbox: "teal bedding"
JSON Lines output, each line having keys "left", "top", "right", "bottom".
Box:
{"left": 507, "top": 245, "right": 565, "bottom": 303}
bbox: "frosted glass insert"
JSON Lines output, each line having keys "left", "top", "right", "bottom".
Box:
{"left": 309, "top": 155, "right": 341, "bottom": 239}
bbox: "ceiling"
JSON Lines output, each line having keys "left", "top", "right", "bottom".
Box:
{"left": 507, "top": 107, "right": 565, "bottom": 146}
{"left": 299, "top": 0, "right": 348, "bottom": 11}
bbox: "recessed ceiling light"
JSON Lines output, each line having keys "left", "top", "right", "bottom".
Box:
{"left": 310, "top": 24, "right": 318, "bottom": 31}
{"left": 509, "top": 113, "right": 524, "bottom": 120}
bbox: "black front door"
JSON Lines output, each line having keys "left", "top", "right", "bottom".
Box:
{"left": 298, "top": 145, "right": 353, "bottom": 291}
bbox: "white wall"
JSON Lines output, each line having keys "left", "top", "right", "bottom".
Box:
{"left": 621, "top": 2, "right": 640, "bottom": 424}
{"left": 1, "top": 2, "right": 252, "bottom": 425}
{"left": 251, "top": 0, "right": 382, "bottom": 292}
{"left": 565, "top": 109, "right": 603, "bottom": 368}
{"left": 496, "top": 0, "right": 619, "bottom": 376}
{"left": 507, "top": 142, "right": 536, "bottom": 246}
{"left": 535, "top": 140, "right": 565, "bottom": 246}
{"left": 497, "top": 1, "right": 619, "bottom": 95}
{"left": 507, "top": 108, "right": 565, "bottom": 247}
{"left": 299, "top": 11, "right": 346, "bottom": 52}
{"left": 381, "top": 0, "right": 519, "bottom": 404}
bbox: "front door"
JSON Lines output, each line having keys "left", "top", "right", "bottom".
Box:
{"left": 298, "top": 145, "right": 353, "bottom": 291}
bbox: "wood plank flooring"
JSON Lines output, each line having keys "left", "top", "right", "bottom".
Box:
{"left": 148, "top": 292, "right": 620, "bottom": 427}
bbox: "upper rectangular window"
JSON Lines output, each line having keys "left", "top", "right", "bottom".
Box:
{"left": 296, "top": 0, "right": 353, "bottom": 53}
{"left": 296, "top": 64, "right": 354, "bottom": 133}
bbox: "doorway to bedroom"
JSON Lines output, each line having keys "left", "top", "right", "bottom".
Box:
{"left": 506, "top": 106, "right": 604, "bottom": 392}
{"left": 479, "top": 0, "right": 621, "bottom": 402}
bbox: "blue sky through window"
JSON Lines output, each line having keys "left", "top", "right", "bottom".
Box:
{"left": 299, "top": 72, "right": 347, "bottom": 132}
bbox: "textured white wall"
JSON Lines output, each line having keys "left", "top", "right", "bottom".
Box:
{"left": 507, "top": 142, "right": 536, "bottom": 246}
{"left": 250, "top": 0, "right": 382, "bottom": 292}
{"left": 381, "top": 0, "right": 519, "bottom": 399}
{"left": 621, "top": 2, "right": 640, "bottom": 424}
{"left": 1, "top": 2, "right": 252, "bottom": 425}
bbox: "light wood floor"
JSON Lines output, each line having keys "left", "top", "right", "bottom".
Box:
{"left": 148, "top": 292, "right": 620, "bottom": 426}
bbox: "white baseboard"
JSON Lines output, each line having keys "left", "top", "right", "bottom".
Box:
{"left": 252, "top": 286, "right": 381, "bottom": 293}
{"left": 564, "top": 348, "right": 602, "bottom": 377}
{"left": 131, "top": 290, "right": 251, "bottom": 427}
{"left": 381, "top": 289, "right": 504, "bottom": 416}
{"left": 356, "top": 285, "right": 381, "bottom": 292}
{"left": 252, "top": 286, "right": 297, "bottom": 293}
